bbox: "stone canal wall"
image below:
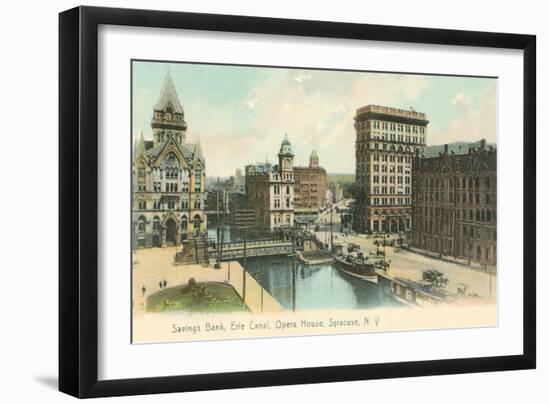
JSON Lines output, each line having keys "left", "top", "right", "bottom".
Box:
{"left": 225, "top": 261, "right": 285, "bottom": 314}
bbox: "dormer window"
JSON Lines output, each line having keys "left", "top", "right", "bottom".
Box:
{"left": 164, "top": 106, "right": 173, "bottom": 121}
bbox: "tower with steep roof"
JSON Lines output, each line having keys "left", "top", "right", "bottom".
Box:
{"left": 151, "top": 71, "right": 188, "bottom": 146}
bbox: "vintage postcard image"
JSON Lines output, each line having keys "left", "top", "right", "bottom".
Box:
{"left": 131, "top": 61, "right": 497, "bottom": 343}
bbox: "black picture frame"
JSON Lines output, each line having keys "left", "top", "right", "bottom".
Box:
{"left": 59, "top": 6, "right": 536, "bottom": 398}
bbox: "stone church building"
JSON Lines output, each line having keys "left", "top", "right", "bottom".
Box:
{"left": 132, "top": 72, "right": 206, "bottom": 248}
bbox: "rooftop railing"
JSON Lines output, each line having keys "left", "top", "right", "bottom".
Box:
{"left": 356, "top": 105, "right": 427, "bottom": 120}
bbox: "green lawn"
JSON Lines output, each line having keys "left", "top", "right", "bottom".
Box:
{"left": 146, "top": 282, "right": 247, "bottom": 313}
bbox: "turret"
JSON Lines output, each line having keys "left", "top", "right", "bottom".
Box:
{"left": 309, "top": 149, "right": 319, "bottom": 168}
{"left": 278, "top": 134, "right": 294, "bottom": 172}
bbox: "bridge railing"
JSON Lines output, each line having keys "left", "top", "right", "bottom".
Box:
{"left": 210, "top": 238, "right": 285, "bottom": 250}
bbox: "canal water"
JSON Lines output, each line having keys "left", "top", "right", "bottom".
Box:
{"left": 207, "top": 221, "right": 400, "bottom": 311}
{"left": 243, "top": 256, "right": 401, "bottom": 311}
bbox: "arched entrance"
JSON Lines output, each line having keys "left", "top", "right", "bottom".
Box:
{"left": 165, "top": 218, "right": 177, "bottom": 246}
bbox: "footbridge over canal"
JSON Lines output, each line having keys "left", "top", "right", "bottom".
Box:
{"left": 174, "top": 232, "right": 327, "bottom": 265}
{"left": 210, "top": 239, "right": 295, "bottom": 261}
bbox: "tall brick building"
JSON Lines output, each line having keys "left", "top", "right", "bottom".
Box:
{"left": 410, "top": 140, "right": 497, "bottom": 267}
{"left": 294, "top": 150, "right": 327, "bottom": 211}
{"left": 354, "top": 105, "right": 428, "bottom": 233}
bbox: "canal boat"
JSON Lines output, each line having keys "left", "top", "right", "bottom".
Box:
{"left": 387, "top": 277, "right": 451, "bottom": 307}
{"left": 333, "top": 253, "right": 378, "bottom": 284}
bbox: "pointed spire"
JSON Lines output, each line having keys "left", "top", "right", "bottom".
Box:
{"left": 135, "top": 131, "right": 146, "bottom": 157}
{"left": 193, "top": 136, "right": 204, "bottom": 164}
{"left": 309, "top": 149, "right": 319, "bottom": 168}
{"left": 154, "top": 70, "right": 184, "bottom": 114}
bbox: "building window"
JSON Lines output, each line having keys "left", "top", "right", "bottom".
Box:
{"left": 193, "top": 215, "right": 201, "bottom": 229}
{"left": 138, "top": 200, "right": 146, "bottom": 210}
{"left": 194, "top": 169, "right": 202, "bottom": 192}
{"left": 137, "top": 216, "right": 146, "bottom": 233}
{"left": 153, "top": 217, "right": 160, "bottom": 233}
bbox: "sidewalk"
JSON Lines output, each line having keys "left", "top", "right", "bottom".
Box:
{"left": 407, "top": 246, "right": 496, "bottom": 274}
{"left": 132, "top": 248, "right": 284, "bottom": 316}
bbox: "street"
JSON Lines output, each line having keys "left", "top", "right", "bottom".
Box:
{"left": 315, "top": 201, "right": 496, "bottom": 303}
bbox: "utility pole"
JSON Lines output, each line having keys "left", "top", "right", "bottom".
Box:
{"left": 215, "top": 177, "right": 221, "bottom": 269}
{"left": 242, "top": 227, "right": 247, "bottom": 309}
{"left": 194, "top": 237, "right": 199, "bottom": 264}
{"left": 330, "top": 203, "right": 334, "bottom": 253}
{"left": 218, "top": 183, "right": 227, "bottom": 270}
{"left": 292, "top": 256, "right": 296, "bottom": 312}
{"left": 235, "top": 210, "right": 254, "bottom": 310}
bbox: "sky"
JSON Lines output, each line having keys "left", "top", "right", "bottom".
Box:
{"left": 132, "top": 61, "right": 497, "bottom": 177}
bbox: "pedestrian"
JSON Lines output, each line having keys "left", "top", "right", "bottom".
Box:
{"left": 163, "top": 279, "right": 167, "bottom": 288}
{"left": 159, "top": 281, "right": 163, "bottom": 289}
{"left": 141, "top": 285, "right": 146, "bottom": 297}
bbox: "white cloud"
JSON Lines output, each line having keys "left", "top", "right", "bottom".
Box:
{"left": 293, "top": 73, "right": 312, "bottom": 83}
{"left": 230, "top": 71, "right": 434, "bottom": 174}
{"left": 149, "top": 69, "right": 496, "bottom": 176}
{"left": 430, "top": 85, "right": 497, "bottom": 146}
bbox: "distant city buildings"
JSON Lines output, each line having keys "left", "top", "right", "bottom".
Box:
{"left": 410, "top": 140, "right": 497, "bottom": 267}
{"left": 327, "top": 182, "right": 344, "bottom": 204}
{"left": 132, "top": 72, "right": 206, "bottom": 248}
{"left": 226, "top": 168, "right": 245, "bottom": 194}
{"left": 353, "top": 105, "right": 428, "bottom": 233}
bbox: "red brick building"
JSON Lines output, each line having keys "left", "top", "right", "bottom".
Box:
{"left": 410, "top": 140, "right": 497, "bottom": 268}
